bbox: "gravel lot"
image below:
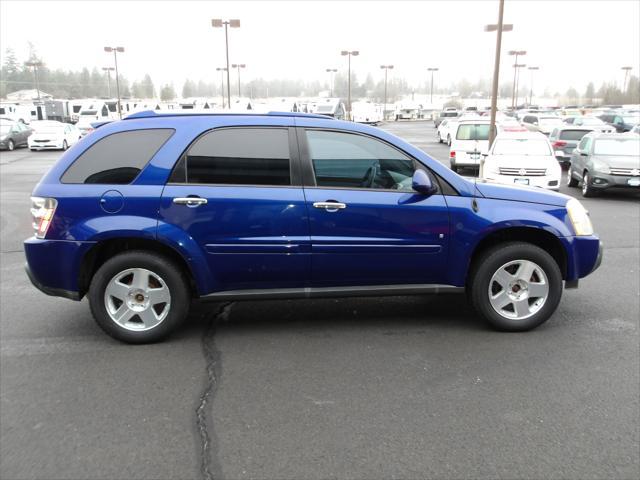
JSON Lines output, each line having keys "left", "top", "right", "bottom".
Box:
{"left": 1, "top": 121, "right": 638, "bottom": 480}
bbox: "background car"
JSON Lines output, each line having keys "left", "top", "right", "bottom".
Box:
{"left": 521, "top": 114, "right": 564, "bottom": 135}
{"left": 567, "top": 132, "right": 640, "bottom": 197}
{"left": 434, "top": 109, "right": 459, "bottom": 127}
{"left": 562, "top": 116, "right": 616, "bottom": 133}
{"left": 481, "top": 132, "right": 561, "bottom": 190}
{"left": 28, "top": 121, "right": 82, "bottom": 151}
{"left": 548, "top": 125, "right": 596, "bottom": 167}
{"left": 0, "top": 118, "right": 31, "bottom": 150}
{"left": 449, "top": 119, "right": 491, "bottom": 172}
{"left": 597, "top": 113, "right": 639, "bottom": 133}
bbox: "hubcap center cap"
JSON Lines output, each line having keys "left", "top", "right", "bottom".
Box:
{"left": 508, "top": 280, "right": 529, "bottom": 300}
{"left": 127, "top": 289, "right": 149, "bottom": 311}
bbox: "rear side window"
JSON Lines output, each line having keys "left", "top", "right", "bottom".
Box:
{"left": 169, "top": 128, "right": 291, "bottom": 186}
{"left": 61, "top": 129, "right": 174, "bottom": 184}
{"left": 560, "top": 129, "right": 590, "bottom": 141}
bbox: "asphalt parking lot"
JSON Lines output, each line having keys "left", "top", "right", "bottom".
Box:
{"left": 1, "top": 122, "right": 639, "bottom": 480}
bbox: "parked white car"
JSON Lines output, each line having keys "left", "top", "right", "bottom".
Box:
{"left": 449, "top": 118, "right": 491, "bottom": 172}
{"left": 28, "top": 121, "right": 82, "bottom": 151}
{"left": 481, "top": 132, "right": 562, "bottom": 191}
{"left": 521, "top": 114, "right": 564, "bottom": 135}
{"left": 437, "top": 119, "right": 456, "bottom": 145}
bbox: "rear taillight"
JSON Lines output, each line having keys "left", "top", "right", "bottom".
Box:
{"left": 553, "top": 141, "right": 567, "bottom": 148}
{"left": 450, "top": 150, "right": 456, "bottom": 158}
{"left": 30, "top": 197, "right": 57, "bottom": 239}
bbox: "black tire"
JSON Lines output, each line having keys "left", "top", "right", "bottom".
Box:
{"left": 447, "top": 135, "right": 451, "bottom": 146}
{"left": 7, "top": 140, "right": 14, "bottom": 151}
{"left": 88, "top": 251, "right": 191, "bottom": 343}
{"left": 567, "top": 169, "right": 579, "bottom": 187}
{"left": 468, "top": 242, "right": 563, "bottom": 332}
{"left": 62, "top": 140, "right": 68, "bottom": 151}
{"left": 581, "top": 171, "right": 598, "bottom": 197}
{"left": 438, "top": 134, "right": 443, "bottom": 143}
{"left": 451, "top": 163, "right": 458, "bottom": 173}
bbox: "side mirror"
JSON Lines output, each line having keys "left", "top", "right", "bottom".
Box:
{"left": 412, "top": 170, "right": 438, "bottom": 196}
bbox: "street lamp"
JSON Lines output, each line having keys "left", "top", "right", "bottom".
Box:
{"left": 427, "top": 67, "right": 439, "bottom": 105}
{"left": 484, "top": 0, "right": 513, "bottom": 148}
{"left": 380, "top": 65, "right": 393, "bottom": 120}
{"left": 216, "top": 67, "right": 227, "bottom": 108}
{"left": 325, "top": 68, "right": 337, "bottom": 97}
{"left": 527, "top": 66, "right": 539, "bottom": 106}
{"left": 212, "top": 18, "right": 240, "bottom": 109}
{"left": 341, "top": 50, "right": 359, "bottom": 120}
{"left": 104, "top": 46, "right": 125, "bottom": 119}
{"left": 513, "top": 63, "right": 526, "bottom": 108}
{"left": 24, "top": 60, "right": 43, "bottom": 101}
{"left": 102, "top": 66, "right": 115, "bottom": 98}
{"left": 231, "top": 63, "right": 246, "bottom": 99}
{"left": 508, "top": 49, "right": 527, "bottom": 109}
{"left": 621, "top": 66, "right": 632, "bottom": 93}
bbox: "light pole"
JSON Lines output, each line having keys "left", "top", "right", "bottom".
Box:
{"left": 508, "top": 50, "right": 526, "bottom": 109}
{"left": 621, "top": 66, "right": 632, "bottom": 93}
{"left": 212, "top": 18, "right": 240, "bottom": 109}
{"left": 427, "top": 67, "right": 439, "bottom": 105}
{"left": 216, "top": 67, "right": 227, "bottom": 108}
{"left": 484, "top": 0, "right": 513, "bottom": 148}
{"left": 380, "top": 65, "right": 393, "bottom": 120}
{"left": 341, "top": 50, "right": 359, "bottom": 120}
{"left": 104, "top": 46, "right": 125, "bottom": 119}
{"left": 513, "top": 63, "right": 526, "bottom": 108}
{"left": 232, "top": 63, "right": 246, "bottom": 98}
{"left": 25, "top": 60, "right": 43, "bottom": 101}
{"left": 325, "top": 68, "right": 337, "bottom": 97}
{"left": 527, "top": 66, "right": 539, "bottom": 106}
{"left": 102, "top": 66, "right": 115, "bottom": 98}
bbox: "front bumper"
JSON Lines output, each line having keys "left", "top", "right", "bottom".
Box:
{"left": 483, "top": 174, "right": 561, "bottom": 190}
{"left": 587, "top": 172, "right": 640, "bottom": 190}
{"left": 29, "top": 142, "right": 62, "bottom": 150}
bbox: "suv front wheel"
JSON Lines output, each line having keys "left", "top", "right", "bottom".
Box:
{"left": 88, "top": 251, "right": 190, "bottom": 343}
{"left": 469, "top": 242, "right": 563, "bottom": 331}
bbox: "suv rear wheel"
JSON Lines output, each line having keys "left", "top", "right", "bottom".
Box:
{"left": 88, "top": 251, "right": 190, "bottom": 343}
{"left": 469, "top": 242, "right": 562, "bottom": 331}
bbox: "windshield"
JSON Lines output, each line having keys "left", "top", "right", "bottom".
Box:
{"left": 593, "top": 138, "right": 640, "bottom": 156}
{"left": 442, "top": 112, "right": 458, "bottom": 117}
{"left": 80, "top": 110, "right": 97, "bottom": 115}
{"left": 456, "top": 124, "right": 490, "bottom": 140}
{"left": 559, "top": 130, "right": 590, "bottom": 141}
{"left": 492, "top": 139, "right": 552, "bottom": 155}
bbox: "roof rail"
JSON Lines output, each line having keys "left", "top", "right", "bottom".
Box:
{"left": 124, "top": 110, "right": 333, "bottom": 120}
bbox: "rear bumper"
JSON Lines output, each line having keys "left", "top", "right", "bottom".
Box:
{"left": 23, "top": 237, "right": 96, "bottom": 300}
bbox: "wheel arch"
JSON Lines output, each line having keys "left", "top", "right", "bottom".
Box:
{"left": 467, "top": 226, "right": 568, "bottom": 283}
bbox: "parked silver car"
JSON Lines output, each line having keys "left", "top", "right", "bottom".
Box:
{"left": 549, "top": 126, "right": 596, "bottom": 167}
{"left": 567, "top": 132, "right": 640, "bottom": 197}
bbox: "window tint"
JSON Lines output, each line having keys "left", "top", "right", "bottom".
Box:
{"left": 172, "top": 128, "right": 291, "bottom": 186}
{"left": 559, "top": 129, "right": 590, "bottom": 141}
{"left": 456, "top": 124, "right": 490, "bottom": 140}
{"left": 523, "top": 116, "right": 537, "bottom": 124}
{"left": 61, "top": 129, "right": 174, "bottom": 184}
{"left": 578, "top": 136, "right": 592, "bottom": 152}
{"left": 306, "top": 130, "right": 416, "bottom": 191}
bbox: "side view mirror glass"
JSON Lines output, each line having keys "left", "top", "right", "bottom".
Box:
{"left": 412, "top": 170, "right": 438, "bottom": 196}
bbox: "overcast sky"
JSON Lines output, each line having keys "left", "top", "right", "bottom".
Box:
{"left": 1, "top": 0, "right": 639, "bottom": 93}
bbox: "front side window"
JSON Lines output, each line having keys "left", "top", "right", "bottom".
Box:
{"left": 578, "top": 137, "right": 592, "bottom": 152}
{"left": 306, "top": 130, "right": 416, "bottom": 191}
{"left": 170, "top": 128, "right": 291, "bottom": 186}
{"left": 61, "top": 129, "right": 174, "bottom": 184}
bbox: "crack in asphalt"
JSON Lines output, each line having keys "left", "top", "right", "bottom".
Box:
{"left": 196, "top": 301, "right": 234, "bottom": 480}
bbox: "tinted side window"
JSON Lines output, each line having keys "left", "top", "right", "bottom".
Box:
{"left": 523, "top": 116, "right": 536, "bottom": 124}
{"left": 61, "top": 129, "right": 174, "bottom": 184}
{"left": 306, "top": 130, "right": 416, "bottom": 191}
{"left": 174, "top": 128, "right": 290, "bottom": 186}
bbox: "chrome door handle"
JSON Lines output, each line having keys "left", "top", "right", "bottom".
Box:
{"left": 313, "top": 201, "right": 346, "bottom": 212}
{"left": 173, "top": 197, "right": 208, "bottom": 206}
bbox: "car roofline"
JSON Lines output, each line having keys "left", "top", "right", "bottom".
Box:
{"left": 124, "top": 110, "right": 333, "bottom": 120}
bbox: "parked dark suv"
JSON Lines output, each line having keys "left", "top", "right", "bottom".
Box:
{"left": 25, "top": 111, "right": 602, "bottom": 343}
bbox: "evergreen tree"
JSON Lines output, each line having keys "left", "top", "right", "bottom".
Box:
{"left": 160, "top": 84, "right": 176, "bottom": 101}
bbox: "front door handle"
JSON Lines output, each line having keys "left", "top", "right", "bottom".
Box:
{"left": 313, "top": 201, "right": 347, "bottom": 212}
{"left": 173, "top": 197, "right": 208, "bottom": 206}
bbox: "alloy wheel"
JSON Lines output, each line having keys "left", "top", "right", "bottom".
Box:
{"left": 488, "top": 259, "right": 549, "bottom": 320}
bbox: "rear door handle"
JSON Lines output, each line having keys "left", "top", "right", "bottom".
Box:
{"left": 313, "top": 201, "right": 346, "bottom": 212}
{"left": 173, "top": 197, "right": 208, "bottom": 206}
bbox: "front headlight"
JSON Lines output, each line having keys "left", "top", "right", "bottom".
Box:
{"left": 591, "top": 158, "right": 610, "bottom": 174}
{"left": 566, "top": 198, "right": 594, "bottom": 236}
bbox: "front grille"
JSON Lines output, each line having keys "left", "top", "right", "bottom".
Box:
{"left": 499, "top": 167, "right": 547, "bottom": 176}
{"left": 610, "top": 168, "right": 640, "bottom": 176}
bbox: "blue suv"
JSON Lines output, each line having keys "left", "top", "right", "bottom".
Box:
{"left": 25, "top": 111, "right": 602, "bottom": 343}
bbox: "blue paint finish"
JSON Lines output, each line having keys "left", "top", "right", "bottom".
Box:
{"left": 24, "top": 112, "right": 602, "bottom": 301}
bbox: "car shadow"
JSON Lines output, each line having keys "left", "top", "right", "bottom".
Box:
{"left": 183, "top": 293, "right": 483, "bottom": 337}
